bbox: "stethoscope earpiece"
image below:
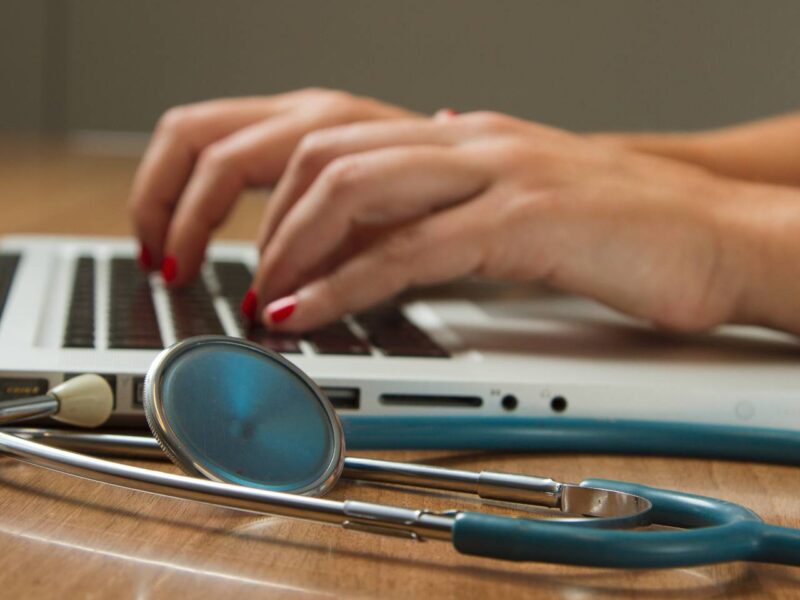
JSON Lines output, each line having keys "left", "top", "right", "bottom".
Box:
{"left": 0, "top": 373, "right": 113, "bottom": 428}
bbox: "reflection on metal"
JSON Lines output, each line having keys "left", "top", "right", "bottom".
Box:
{"left": 1, "top": 427, "right": 653, "bottom": 532}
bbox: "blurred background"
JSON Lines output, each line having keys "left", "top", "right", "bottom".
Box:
{"left": 2, "top": 0, "right": 800, "bottom": 136}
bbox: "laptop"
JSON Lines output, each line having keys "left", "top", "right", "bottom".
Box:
{"left": 1, "top": 234, "right": 799, "bottom": 431}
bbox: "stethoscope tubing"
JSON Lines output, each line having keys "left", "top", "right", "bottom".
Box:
{"left": 455, "top": 480, "right": 800, "bottom": 568}
{"left": 342, "top": 416, "right": 800, "bottom": 465}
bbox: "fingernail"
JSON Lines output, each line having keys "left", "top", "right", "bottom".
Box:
{"left": 266, "top": 295, "right": 297, "bottom": 324}
{"left": 240, "top": 288, "right": 258, "bottom": 321}
{"left": 435, "top": 108, "right": 459, "bottom": 120}
{"left": 137, "top": 244, "right": 152, "bottom": 270}
{"left": 161, "top": 255, "right": 178, "bottom": 283}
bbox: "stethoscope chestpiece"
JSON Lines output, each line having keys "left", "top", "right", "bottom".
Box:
{"left": 143, "top": 335, "right": 345, "bottom": 496}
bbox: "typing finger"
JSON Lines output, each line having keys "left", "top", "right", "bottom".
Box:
{"left": 161, "top": 114, "right": 324, "bottom": 286}
{"left": 261, "top": 200, "right": 486, "bottom": 331}
{"left": 129, "top": 97, "right": 284, "bottom": 267}
{"left": 250, "top": 146, "right": 490, "bottom": 314}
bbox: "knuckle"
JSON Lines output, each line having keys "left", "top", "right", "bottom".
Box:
{"left": 296, "top": 86, "right": 347, "bottom": 102}
{"left": 319, "top": 156, "right": 365, "bottom": 195}
{"left": 317, "top": 89, "right": 356, "bottom": 107}
{"left": 465, "top": 110, "right": 514, "bottom": 133}
{"left": 195, "top": 142, "right": 236, "bottom": 177}
{"left": 293, "top": 131, "right": 336, "bottom": 175}
{"left": 381, "top": 227, "right": 425, "bottom": 264}
{"left": 487, "top": 139, "right": 529, "bottom": 164}
{"left": 311, "top": 90, "right": 363, "bottom": 118}
{"left": 155, "top": 105, "right": 197, "bottom": 137}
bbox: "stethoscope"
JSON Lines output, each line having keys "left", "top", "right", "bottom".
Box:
{"left": 0, "top": 335, "right": 799, "bottom": 569}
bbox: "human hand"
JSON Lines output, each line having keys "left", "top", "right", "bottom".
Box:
{"left": 251, "top": 111, "right": 772, "bottom": 333}
{"left": 128, "top": 89, "right": 420, "bottom": 282}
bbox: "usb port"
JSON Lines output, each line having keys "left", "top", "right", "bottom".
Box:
{"left": 133, "top": 377, "right": 146, "bottom": 406}
{"left": 322, "top": 387, "right": 360, "bottom": 410}
{"left": 379, "top": 394, "right": 482, "bottom": 408}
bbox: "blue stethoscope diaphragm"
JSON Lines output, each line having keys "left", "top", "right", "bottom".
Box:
{"left": 143, "top": 336, "right": 344, "bottom": 496}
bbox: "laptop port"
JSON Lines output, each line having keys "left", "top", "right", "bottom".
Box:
{"left": 133, "top": 377, "right": 146, "bottom": 406}
{"left": 0, "top": 378, "right": 48, "bottom": 401}
{"left": 379, "top": 394, "right": 482, "bottom": 408}
{"left": 501, "top": 394, "right": 518, "bottom": 411}
{"left": 550, "top": 396, "right": 568, "bottom": 412}
{"left": 322, "top": 387, "right": 360, "bottom": 410}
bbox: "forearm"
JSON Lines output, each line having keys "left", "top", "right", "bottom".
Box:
{"left": 593, "top": 112, "right": 800, "bottom": 188}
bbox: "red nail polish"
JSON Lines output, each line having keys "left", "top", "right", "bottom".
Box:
{"left": 138, "top": 244, "right": 152, "bottom": 269}
{"left": 266, "top": 295, "right": 297, "bottom": 324}
{"left": 240, "top": 288, "right": 257, "bottom": 321}
{"left": 434, "top": 108, "right": 459, "bottom": 121}
{"left": 161, "top": 255, "right": 177, "bottom": 283}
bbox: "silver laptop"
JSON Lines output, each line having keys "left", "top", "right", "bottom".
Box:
{"left": 1, "top": 234, "right": 799, "bottom": 430}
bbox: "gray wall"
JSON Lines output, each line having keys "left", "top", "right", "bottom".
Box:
{"left": 3, "top": 1, "right": 800, "bottom": 134}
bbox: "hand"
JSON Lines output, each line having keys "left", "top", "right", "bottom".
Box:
{"left": 128, "top": 89, "right": 420, "bottom": 283}
{"left": 252, "top": 111, "right": 776, "bottom": 333}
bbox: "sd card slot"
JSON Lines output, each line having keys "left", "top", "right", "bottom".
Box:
{"left": 379, "top": 394, "right": 482, "bottom": 408}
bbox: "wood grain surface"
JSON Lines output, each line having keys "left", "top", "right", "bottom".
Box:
{"left": 0, "top": 137, "right": 798, "bottom": 599}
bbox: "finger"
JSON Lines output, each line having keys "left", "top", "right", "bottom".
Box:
{"left": 252, "top": 145, "right": 490, "bottom": 307}
{"left": 160, "top": 113, "right": 330, "bottom": 285}
{"left": 434, "top": 107, "right": 459, "bottom": 121}
{"left": 129, "top": 97, "right": 285, "bottom": 266}
{"left": 255, "top": 117, "right": 465, "bottom": 253}
{"left": 261, "top": 200, "right": 486, "bottom": 331}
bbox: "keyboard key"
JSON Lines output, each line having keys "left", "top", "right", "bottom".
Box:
{"left": 213, "top": 260, "right": 252, "bottom": 302}
{"left": 214, "top": 261, "right": 304, "bottom": 354}
{"left": 213, "top": 260, "right": 366, "bottom": 356}
{"left": 109, "top": 258, "right": 163, "bottom": 349}
{"left": 306, "top": 322, "right": 370, "bottom": 355}
{"left": 354, "top": 305, "right": 449, "bottom": 358}
{"left": 246, "top": 325, "right": 301, "bottom": 353}
{"left": 168, "top": 279, "right": 225, "bottom": 339}
{"left": 64, "top": 257, "right": 96, "bottom": 348}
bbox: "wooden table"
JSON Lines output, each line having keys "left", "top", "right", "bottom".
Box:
{"left": 0, "top": 137, "right": 799, "bottom": 598}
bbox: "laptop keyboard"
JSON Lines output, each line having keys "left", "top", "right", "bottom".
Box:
{"left": 109, "top": 258, "right": 162, "bottom": 349}
{"left": 62, "top": 256, "right": 449, "bottom": 358}
{"left": 0, "top": 254, "right": 20, "bottom": 326}
{"left": 64, "top": 257, "right": 96, "bottom": 348}
{"left": 168, "top": 279, "right": 226, "bottom": 339}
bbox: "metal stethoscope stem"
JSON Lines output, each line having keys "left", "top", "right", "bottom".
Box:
{"left": 0, "top": 430, "right": 456, "bottom": 541}
{"left": 0, "top": 426, "right": 652, "bottom": 542}
{"left": 0, "top": 396, "right": 59, "bottom": 424}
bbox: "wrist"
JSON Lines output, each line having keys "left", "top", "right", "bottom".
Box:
{"left": 714, "top": 180, "right": 800, "bottom": 335}
{"left": 590, "top": 131, "right": 715, "bottom": 171}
